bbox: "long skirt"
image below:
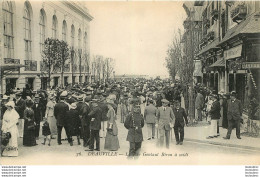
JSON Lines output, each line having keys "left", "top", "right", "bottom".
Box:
{"left": 47, "top": 116, "right": 57, "bottom": 135}
{"left": 104, "top": 122, "right": 120, "bottom": 151}
{"left": 2, "top": 125, "right": 19, "bottom": 157}
{"left": 23, "top": 120, "right": 37, "bottom": 146}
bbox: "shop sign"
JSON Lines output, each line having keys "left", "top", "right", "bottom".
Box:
{"left": 193, "top": 60, "right": 203, "bottom": 77}
{"left": 242, "top": 62, "right": 260, "bottom": 69}
{"left": 224, "top": 45, "right": 242, "bottom": 60}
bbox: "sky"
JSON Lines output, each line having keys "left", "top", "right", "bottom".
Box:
{"left": 85, "top": 1, "right": 187, "bottom": 77}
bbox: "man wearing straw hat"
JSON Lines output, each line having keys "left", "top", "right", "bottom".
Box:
{"left": 156, "top": 99, "right": 175, "bottom": 148}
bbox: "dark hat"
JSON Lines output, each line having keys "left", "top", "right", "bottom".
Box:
{"left": 77, "top": 95, "right": 84, "bottom": 101}
{"left": 102, "top": 93, "right": 107, "bottom": 97}
{"left": 230, "top": 91, "right": 237, "bottom": 96}
{"left": 84, "top": 97, "right": 92, "bottom": 102}
{"left": 16, "top": 92, "right": 23, "bottom": 96}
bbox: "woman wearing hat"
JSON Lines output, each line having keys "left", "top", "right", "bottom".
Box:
{"left": 1, "top": 101, "right": 19, "bottom": 156}
{"left": 23, "top": 99, "right": 37, "bottom": 146}
{"left": 45, "top": 95, "right": 57, "bottom": 139}
{"left": 104, "top": 101, "right": 120, "bottom": 151}
{"left": 67, "top": 103, "right": 80, "bottom": 146}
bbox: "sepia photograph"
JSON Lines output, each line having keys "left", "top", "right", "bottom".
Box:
{"left": 0, "top": 0, "right": 260, "bottom": 167}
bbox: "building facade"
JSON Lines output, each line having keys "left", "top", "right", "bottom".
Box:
{"left": 185, "top": 1, "right": 260, "bottom": 134}
{"left": 0, "top": 0, "right": 93, "bottom": 93}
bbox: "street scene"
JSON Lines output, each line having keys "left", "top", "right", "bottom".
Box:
{"left": 1, "top": 0, "right": 260, "bottom": 165}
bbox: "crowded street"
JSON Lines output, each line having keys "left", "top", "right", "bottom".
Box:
{"left": 1, "top": 0, "right": 260, "bottom": 168}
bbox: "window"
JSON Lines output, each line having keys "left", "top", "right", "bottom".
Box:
{"left": 3, "top": 1, "right": 14, "bottom": 59}
{"left": 84, "top": 32, "right": 87, "bottom": 52}
{"left": 62, "top": 20, "right": 67, "bottom": 42}
{"left": 52, "top": 15, "right": 58, "bottom": 39}
{"left": 71, "top": 25, "right": 75, "bottom": 47}
{"left": 24, "top": 2, "right": 32, "bottom": 60}
{"left": 78, "top": 28, "right": 82, "bottom": 49}
{"left": 39, "top": 9, "right": 46, "bottom": 53}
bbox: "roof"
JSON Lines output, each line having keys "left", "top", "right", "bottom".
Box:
{"left": 210, "top": 58, "right": 225, "bottom": 68}
{"left": 218, "top": 12, "right": 260, "bottom": 46}
{"left": 197, "top": 38, "right": 220, "bottom": 56}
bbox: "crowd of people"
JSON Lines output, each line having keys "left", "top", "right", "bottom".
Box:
{"left": 1, "top": 79, "right": 243, "bottom": 158}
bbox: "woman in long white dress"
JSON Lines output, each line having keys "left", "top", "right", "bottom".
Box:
{"left": 2, "top": 101, "right": 19, "bottom": 157}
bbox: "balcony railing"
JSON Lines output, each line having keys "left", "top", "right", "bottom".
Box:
{"left": 4, "top": 58, "right": 20, "bottom": 64}
{"left": 203, "top": 19, "right": 210, "bottom": 28}
{"left": 64, "top": 64, "right": 70, "bottom": 72}
{"left": 199, "top": 37, "right": 208, "bottom": 48}
{"left": 40, "top": 61, "right": 47, "bottom": 71}
{"left": 24, "top": 60, "right": 37, "bottom": 71}
{"left": 231, "top": 4, "right": 247, "bottom": 23}
{"left": 207, "top": 31, "right": 214, "bottom": 41}
{"left": 211, "top": 9, "right": 219, "bottom": 20}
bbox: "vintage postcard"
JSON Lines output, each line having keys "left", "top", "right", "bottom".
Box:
{"left": 0, "top": 0, "right": 260, "bottom": 166}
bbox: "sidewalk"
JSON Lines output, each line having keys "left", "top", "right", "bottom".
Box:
{"left": 184, "top": 123, "right": 260, "bottom": 151}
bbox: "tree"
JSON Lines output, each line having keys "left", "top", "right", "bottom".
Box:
{"left": 42, "top": 38, "right": 59, "bottom": 89}
{"left": 57, "top": 40, "right": 70, "bottom": 88}
{"left": 105, "top": 58, "right": 115, "bottom": 82}
{"left": 42, "top": 38, "right": 70, "bottom": 88}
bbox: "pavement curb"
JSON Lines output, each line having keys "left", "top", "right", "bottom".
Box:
{"left": 185, "top": 138, "right": 260, "bottom": 152}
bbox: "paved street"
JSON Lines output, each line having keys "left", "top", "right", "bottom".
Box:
{"left": 2, "top": 116, "right": 259, "bottom": 165}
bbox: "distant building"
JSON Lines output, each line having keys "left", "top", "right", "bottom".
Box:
{"left": 0, "top": 1, "right": 93, "bottom": 93}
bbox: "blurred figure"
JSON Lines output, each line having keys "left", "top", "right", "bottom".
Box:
{"left": 144, "top": 99, "right": 157, "bottom": 140}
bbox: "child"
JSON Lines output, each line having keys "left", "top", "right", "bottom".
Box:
{"left": 42, "top": 117, "right": 51, "bottom": 146}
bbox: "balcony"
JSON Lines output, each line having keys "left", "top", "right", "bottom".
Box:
{"left": 24, "top": 60, "right": 37, "bottom": 71}
{"left": 4, "top": 58, "right": 20, "bottom": 64}
{"left": 64, "top": 64, "right": 70, "bottom": 72}
{"left": 183, "top": 20, "right": 191, "bottom": 29}
{"left": 4, "top": 58, "right": 21, "bottom": 71}
{"left": 211, "top": 9, "right": 219, "bottom": 21}
{"left": 231, "top": 4, "right": 247, "bottom": 23}
{"left": 207, "top": 31, "right": 214, "bottom": 41}
{"left": 199, "top": 37, "right": 208, "bottom": 48}
{"left": 40, "top": 61, "right": 47, "bottom": 71}
{"left": 203, "top": 19, "right": 210, "bottom": 28}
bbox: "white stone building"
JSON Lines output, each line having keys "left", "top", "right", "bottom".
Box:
{"left": 0, "top": 0, "right": 93, "bottom": 93}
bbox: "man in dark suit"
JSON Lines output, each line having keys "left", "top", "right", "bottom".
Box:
{"left": 33, "top": 94, "right": 43, "bottom": 140}
{"left": 173, "top": 101, "right": 188, "bottom": 145}
{"left": 223, "top": 91, "right": 243, "bottom": 140}
{"left": 86, "top": 100, "right": 102, "bottom": 151}
{"left": 124, "top": 105, "right": 144, "bottom": 158}
{"left": 54, "top": 91, "right": 72, "bottom": 145}
{"left": 78, "top": 95, "right": 91, "bottom": 147}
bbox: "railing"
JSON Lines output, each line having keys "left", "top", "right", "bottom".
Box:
{"left": 24, "top": 60, "right": 37, "bottom": 71}
{"left": 207, "top": 31, "right": 214, "bottom": 41}
{"left": 211, "top": 9, "right": 219, "bottom": 20}
{"left": 203, "top": 19, "right": 210, "bottom": 28}
{"left": 231, "top": 4, "right": 247, "bottom": 22}
{"left": 64, "top": 64, "right": 70, "bottom": 72}
{"left": 4, "top": 58, "right": 20, "bottom": 64}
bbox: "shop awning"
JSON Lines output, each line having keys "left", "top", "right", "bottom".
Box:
{"left": 218, "top": 12, "right": 260, "bottom": 46}
{"left": 210, "top": 58, "right": 225, "bottom": 68}
{"left": 197, "top": 38, "right": 220, "bottom": 56}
